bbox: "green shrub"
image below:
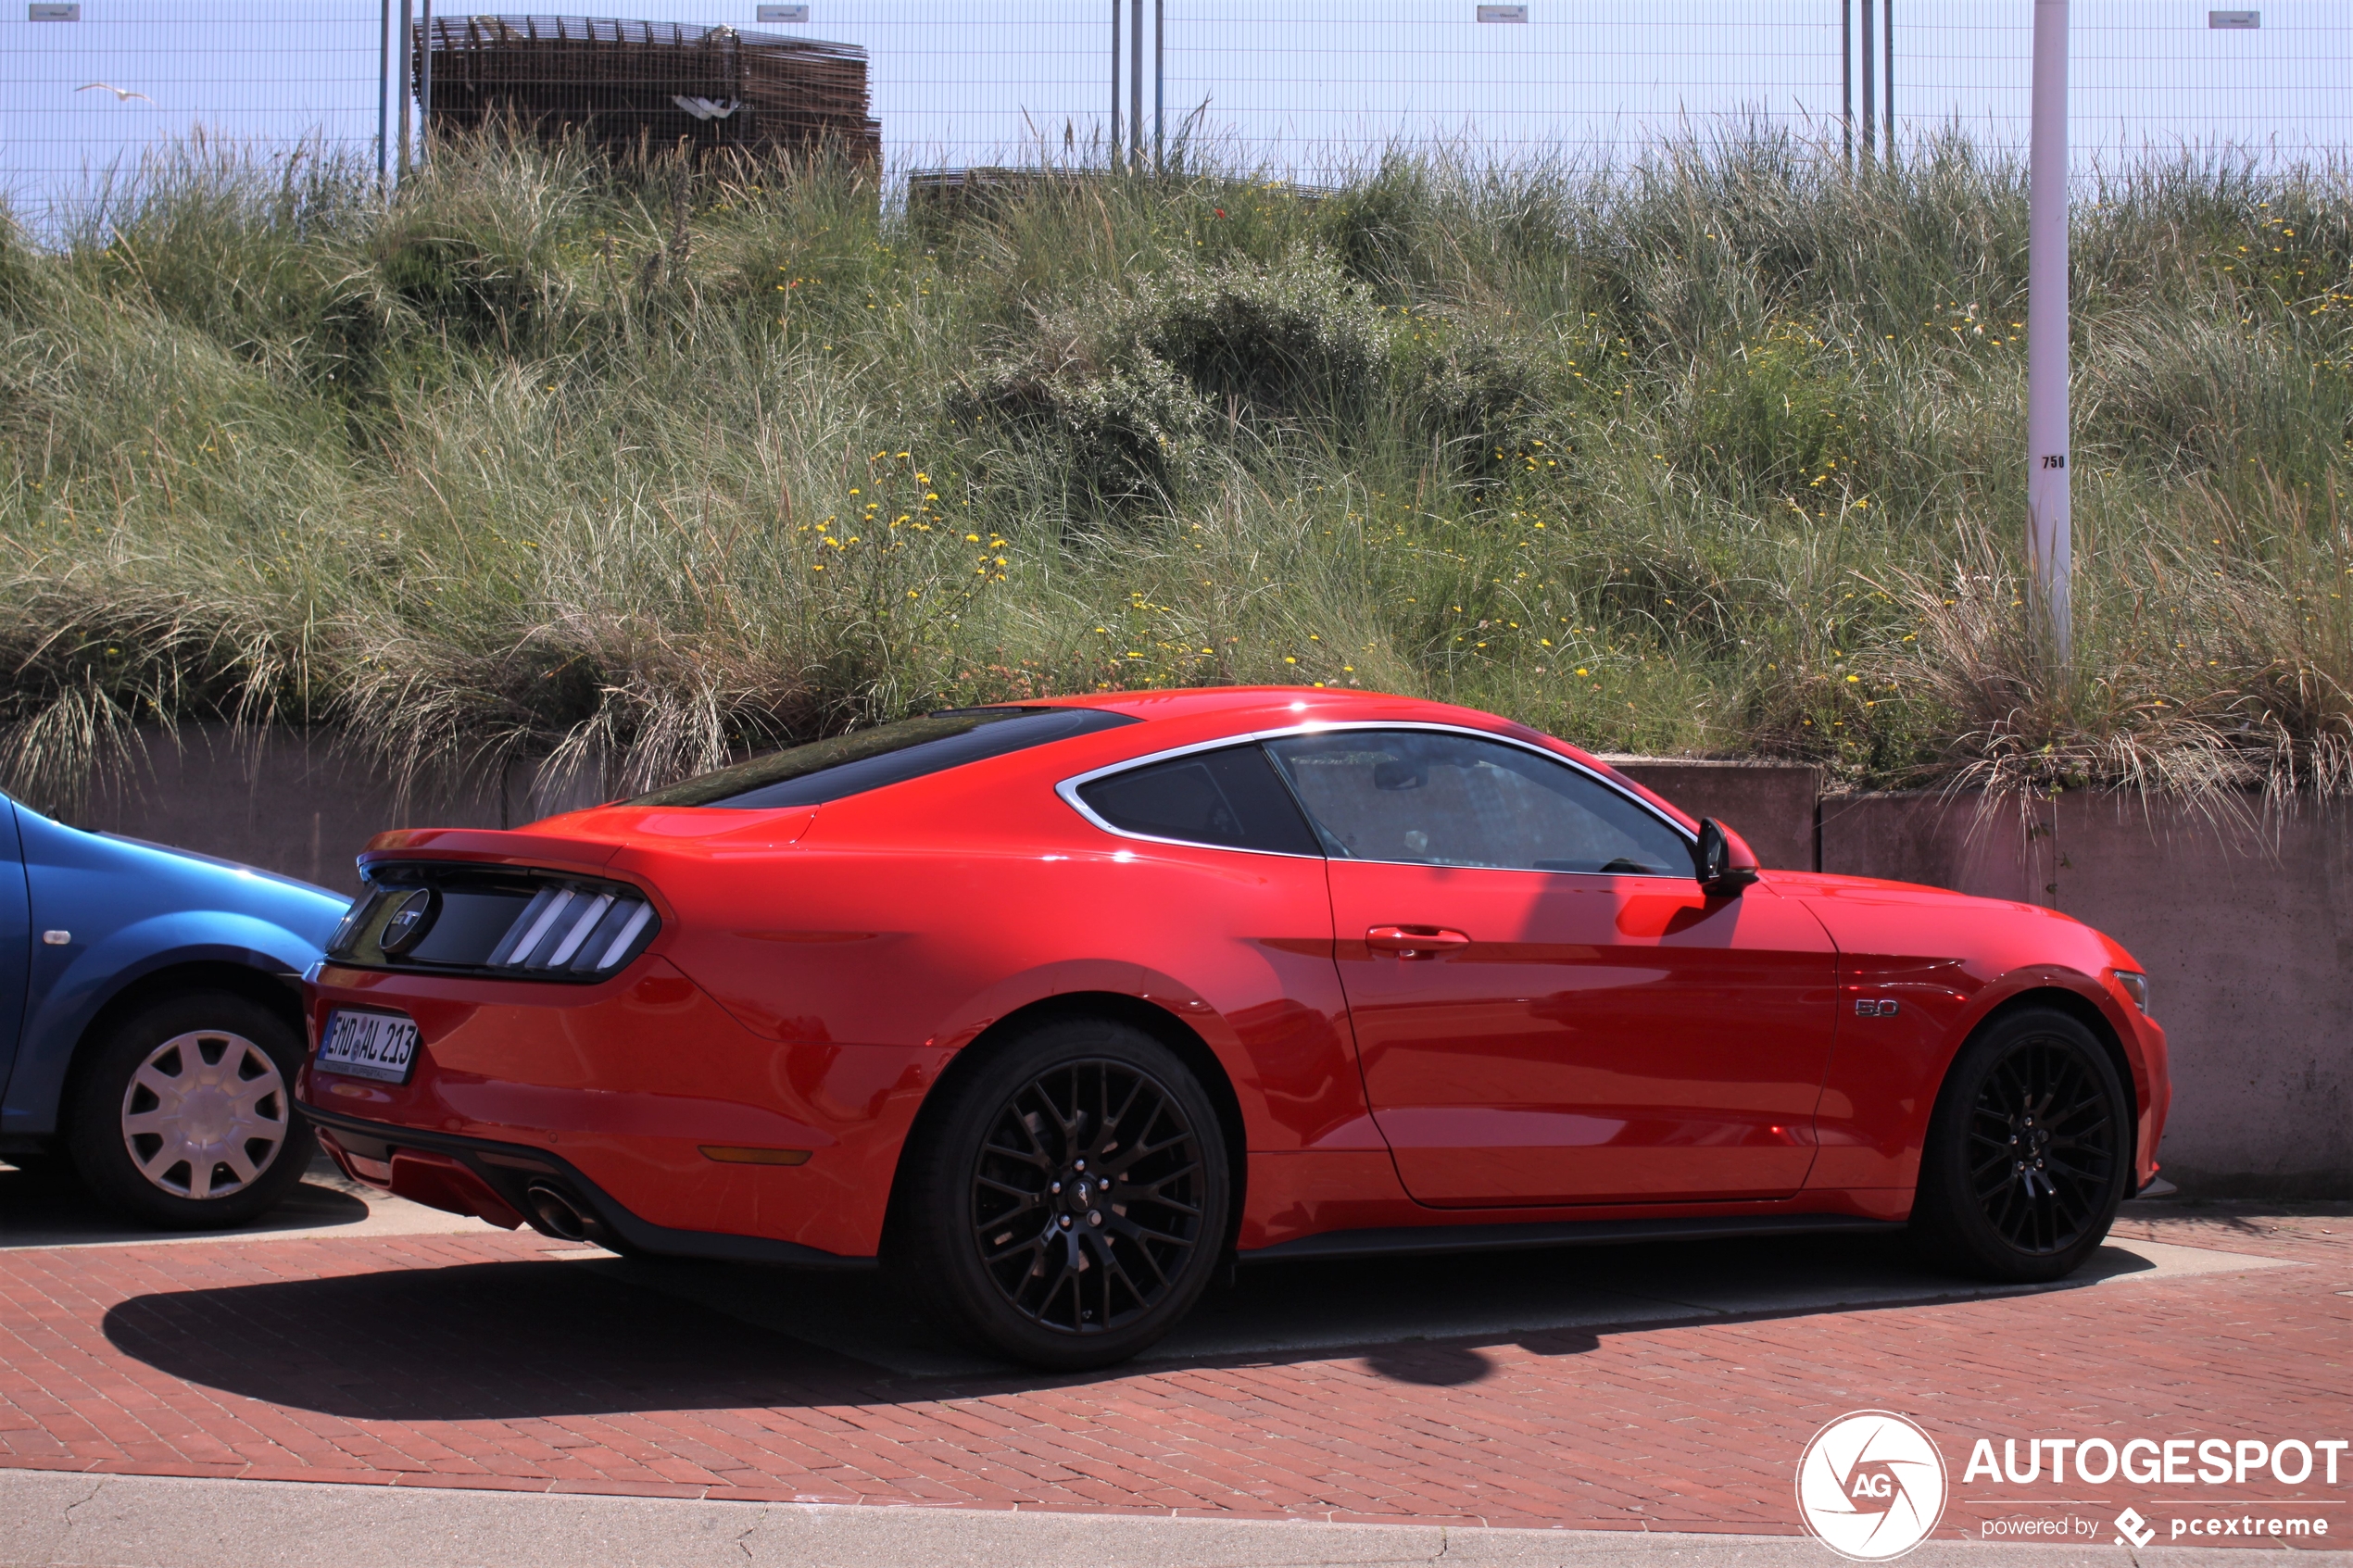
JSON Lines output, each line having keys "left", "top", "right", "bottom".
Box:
{"left": 1403, "top": 320, "right": 1564, "bottom": 479}
{"left": 951, "top": 248, "right": 1390, "bottom": 511}
{"left": 1123, "top": 247, "right": 1391, "bottom": 423}
{"left": 1318, "top": 160, "right": 1428, "bottom": 287}
{"left": 950, "top": 351, "right": 1203, "bottom": 511}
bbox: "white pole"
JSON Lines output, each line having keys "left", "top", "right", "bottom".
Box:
{"left": 2027, "top": 0, "right": 2070, "bottom": 663}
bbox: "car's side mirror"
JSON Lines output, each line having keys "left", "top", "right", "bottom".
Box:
{"left": 1692, "top": 818, "right": 1762, "bottom": 897}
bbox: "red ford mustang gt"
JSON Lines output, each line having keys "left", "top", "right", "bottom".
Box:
{"left": 299, "top": 688, "right": 2169, "bottom": 1368}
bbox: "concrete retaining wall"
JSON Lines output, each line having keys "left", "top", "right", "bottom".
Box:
{"left": 1604, "top": 758, "right": 1821, "bottom": 874}
{"left": 74, "top": 728, "right": 606, "bottom": 893}
{"left": 54, "top": 730, "right": 2351, "bottom": 1199}
{"left": 1817, "top": 789, "right": 2350, "bottom": 1200}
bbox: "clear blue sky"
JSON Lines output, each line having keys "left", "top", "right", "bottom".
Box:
{"left": 4, "top": 2, "right": 2346, "bottom": 220}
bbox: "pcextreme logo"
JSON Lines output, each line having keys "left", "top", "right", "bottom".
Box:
{"left": 1795, "top": 1411, "right": 1951, "bottom": 1562}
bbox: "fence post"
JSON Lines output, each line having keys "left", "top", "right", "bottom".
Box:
{"left": 396, "top": 0, "right": 413, "bottom": 176}
{"left": 1110, "top": 0, "right": 1121, "bottom": 162}
{"left": 417, "top": 0, "right": 434, "bottom": 165}
{"left": 1858, "top": 0, "right": 1874, "bottom": 155}
{"left": 2027, "top": 0, "right": 2072, "bottom": 664}
{"left": 377, "top": 0, "right": 391, "bottom": 183}
{"left": 1881, "top": 0, "right": 1893, "bottom": 145}
{"left": 1154, "top": 0, "right": 1164, "bottom": 171}
{"left": 1841, "top": 0, "right": 1852, "bottom": 162}
{"left": 1130, "top": 0, "right": 1144, "bottom": 169}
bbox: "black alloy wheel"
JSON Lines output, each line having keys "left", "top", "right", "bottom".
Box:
{"left": 1912, "top": 1007, "right": 2130, "bottom": 1283}
{"left": 893, "top": 1018, "right": 1229, "bottom": 1370}
{"left": 974, "top": 1060, "right": 1206, "bottom": 1335}
{"left": 1967, "top": 1035, "right": 2119, "bottom": 1254}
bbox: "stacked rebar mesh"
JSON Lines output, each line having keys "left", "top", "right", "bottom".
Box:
{"left": 415, "top": 16, "right": 879, "bottom": 162}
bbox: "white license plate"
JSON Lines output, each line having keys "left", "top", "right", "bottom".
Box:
{"left": 319, "top": 1010, "right": 422, "bottom": 1084}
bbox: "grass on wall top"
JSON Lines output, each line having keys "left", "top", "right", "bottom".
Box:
{"left": 0, "top": 127, "right": 2347, "bottom": 815}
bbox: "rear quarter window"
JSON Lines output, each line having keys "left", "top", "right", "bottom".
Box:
{"left": 1073, "top": 744, "right": 1322, "bottom": 857}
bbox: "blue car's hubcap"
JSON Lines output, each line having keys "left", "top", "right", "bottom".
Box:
{"left": 120, "top": 1031, "right": 290, "bottom": 1200}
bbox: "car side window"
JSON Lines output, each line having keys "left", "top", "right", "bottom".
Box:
{"left": 1263, "top": 730, "right": 1691, "bottom": 875}
{"left": 1075, "top": 744, "right": 1323, "bottom": 857}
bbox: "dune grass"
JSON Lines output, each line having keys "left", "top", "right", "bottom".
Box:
{"left": 0, "top": 129, "right": 2347, "bottom": 812}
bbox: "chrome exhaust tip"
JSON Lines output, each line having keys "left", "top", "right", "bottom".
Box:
{"left": 525, "top": 1183, "right": 603, "bottom": 1244}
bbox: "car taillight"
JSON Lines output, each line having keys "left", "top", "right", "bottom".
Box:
{"left": 486, "top": 885, "right": 659, "bottom": 974}
{"left": 328, "top": 864, "right": 661, "bottom": 982}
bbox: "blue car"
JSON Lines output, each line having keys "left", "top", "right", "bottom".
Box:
{"left": 0, "top": 795, "right": 347, "bottom": 1226}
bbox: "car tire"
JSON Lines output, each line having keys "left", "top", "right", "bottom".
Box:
{"left": 1910, "top": 1006, "right": 2131, "bottom": 1283}
{"left": 890, "top": 1016, "right": 1231, "bottom": 1371}
{"left": 69, "top": 989, "right": 315, "bottom": 1230}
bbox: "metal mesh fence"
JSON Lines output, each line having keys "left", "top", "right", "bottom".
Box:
{"left": 4, "top": 3, "right": 2347, "bottom": 226}
{"left": 1159, "top": 4, "right": 1846, "bottom": 169}
{"left": 2, "top": 1, "right": 384, "bottom": 220}
{"left": 1899, "top": 3, "right": 2350, "bottom": 168}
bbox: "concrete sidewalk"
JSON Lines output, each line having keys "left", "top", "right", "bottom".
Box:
{"left": 6, "top": 1471, "right": 2345, "bottom": 1568}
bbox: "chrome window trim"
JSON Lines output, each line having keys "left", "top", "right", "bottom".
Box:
{"left": 1054, "top": 731, "right": 1324, "bottom": 861}
{"left": 1054, "top": 721, "right": 1698, "bottom": 873}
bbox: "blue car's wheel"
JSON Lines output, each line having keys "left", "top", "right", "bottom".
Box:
{"left": 69, "top": 990, "right": 314, "bottom": 1229}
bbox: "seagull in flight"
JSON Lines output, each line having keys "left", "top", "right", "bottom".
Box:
{"left": 77, "top": 83, "right": 153, "bottom": 103}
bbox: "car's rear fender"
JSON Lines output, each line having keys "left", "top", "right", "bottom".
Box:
{"left": 885, "top": 987, "right": 1255, "bottom": 1261}
{"left": 649, "top": 837, "right": 1367, "bottom": 1153}
{"left": 887, "top": 950, "right": 1408, "bottom": 1258}
{"left": 908, "top": 955, "right": 1377, "bottom": 1151}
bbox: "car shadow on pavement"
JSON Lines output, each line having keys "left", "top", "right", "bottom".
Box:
{"left": 100, "top": 1257, "right": 879, "bottom": 1421}
{"left": 0, "top": 1159, "right": 374, "bottom": 1248}
{"left": 96, "top": 1227, "right": 2172, "bottom": 1418}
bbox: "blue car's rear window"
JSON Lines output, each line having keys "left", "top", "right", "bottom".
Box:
{"left": 629, "top": 707, "right": 1139, "bottom": 810}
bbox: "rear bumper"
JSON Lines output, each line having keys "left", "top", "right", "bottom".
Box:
{"left": 300, "top": 956, "right": 939, "bottom": 1256}
{"left": 306, "top": 1103, "right": 875, "bottom": 1270}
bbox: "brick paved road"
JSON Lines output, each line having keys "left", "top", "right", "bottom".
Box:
{"left": 0, "top": 1195, "right": 2346, "bottom": 1549}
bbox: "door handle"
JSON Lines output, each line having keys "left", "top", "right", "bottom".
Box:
{"left": 1365, "top": 925, "right": 1471, "bottom": 959}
